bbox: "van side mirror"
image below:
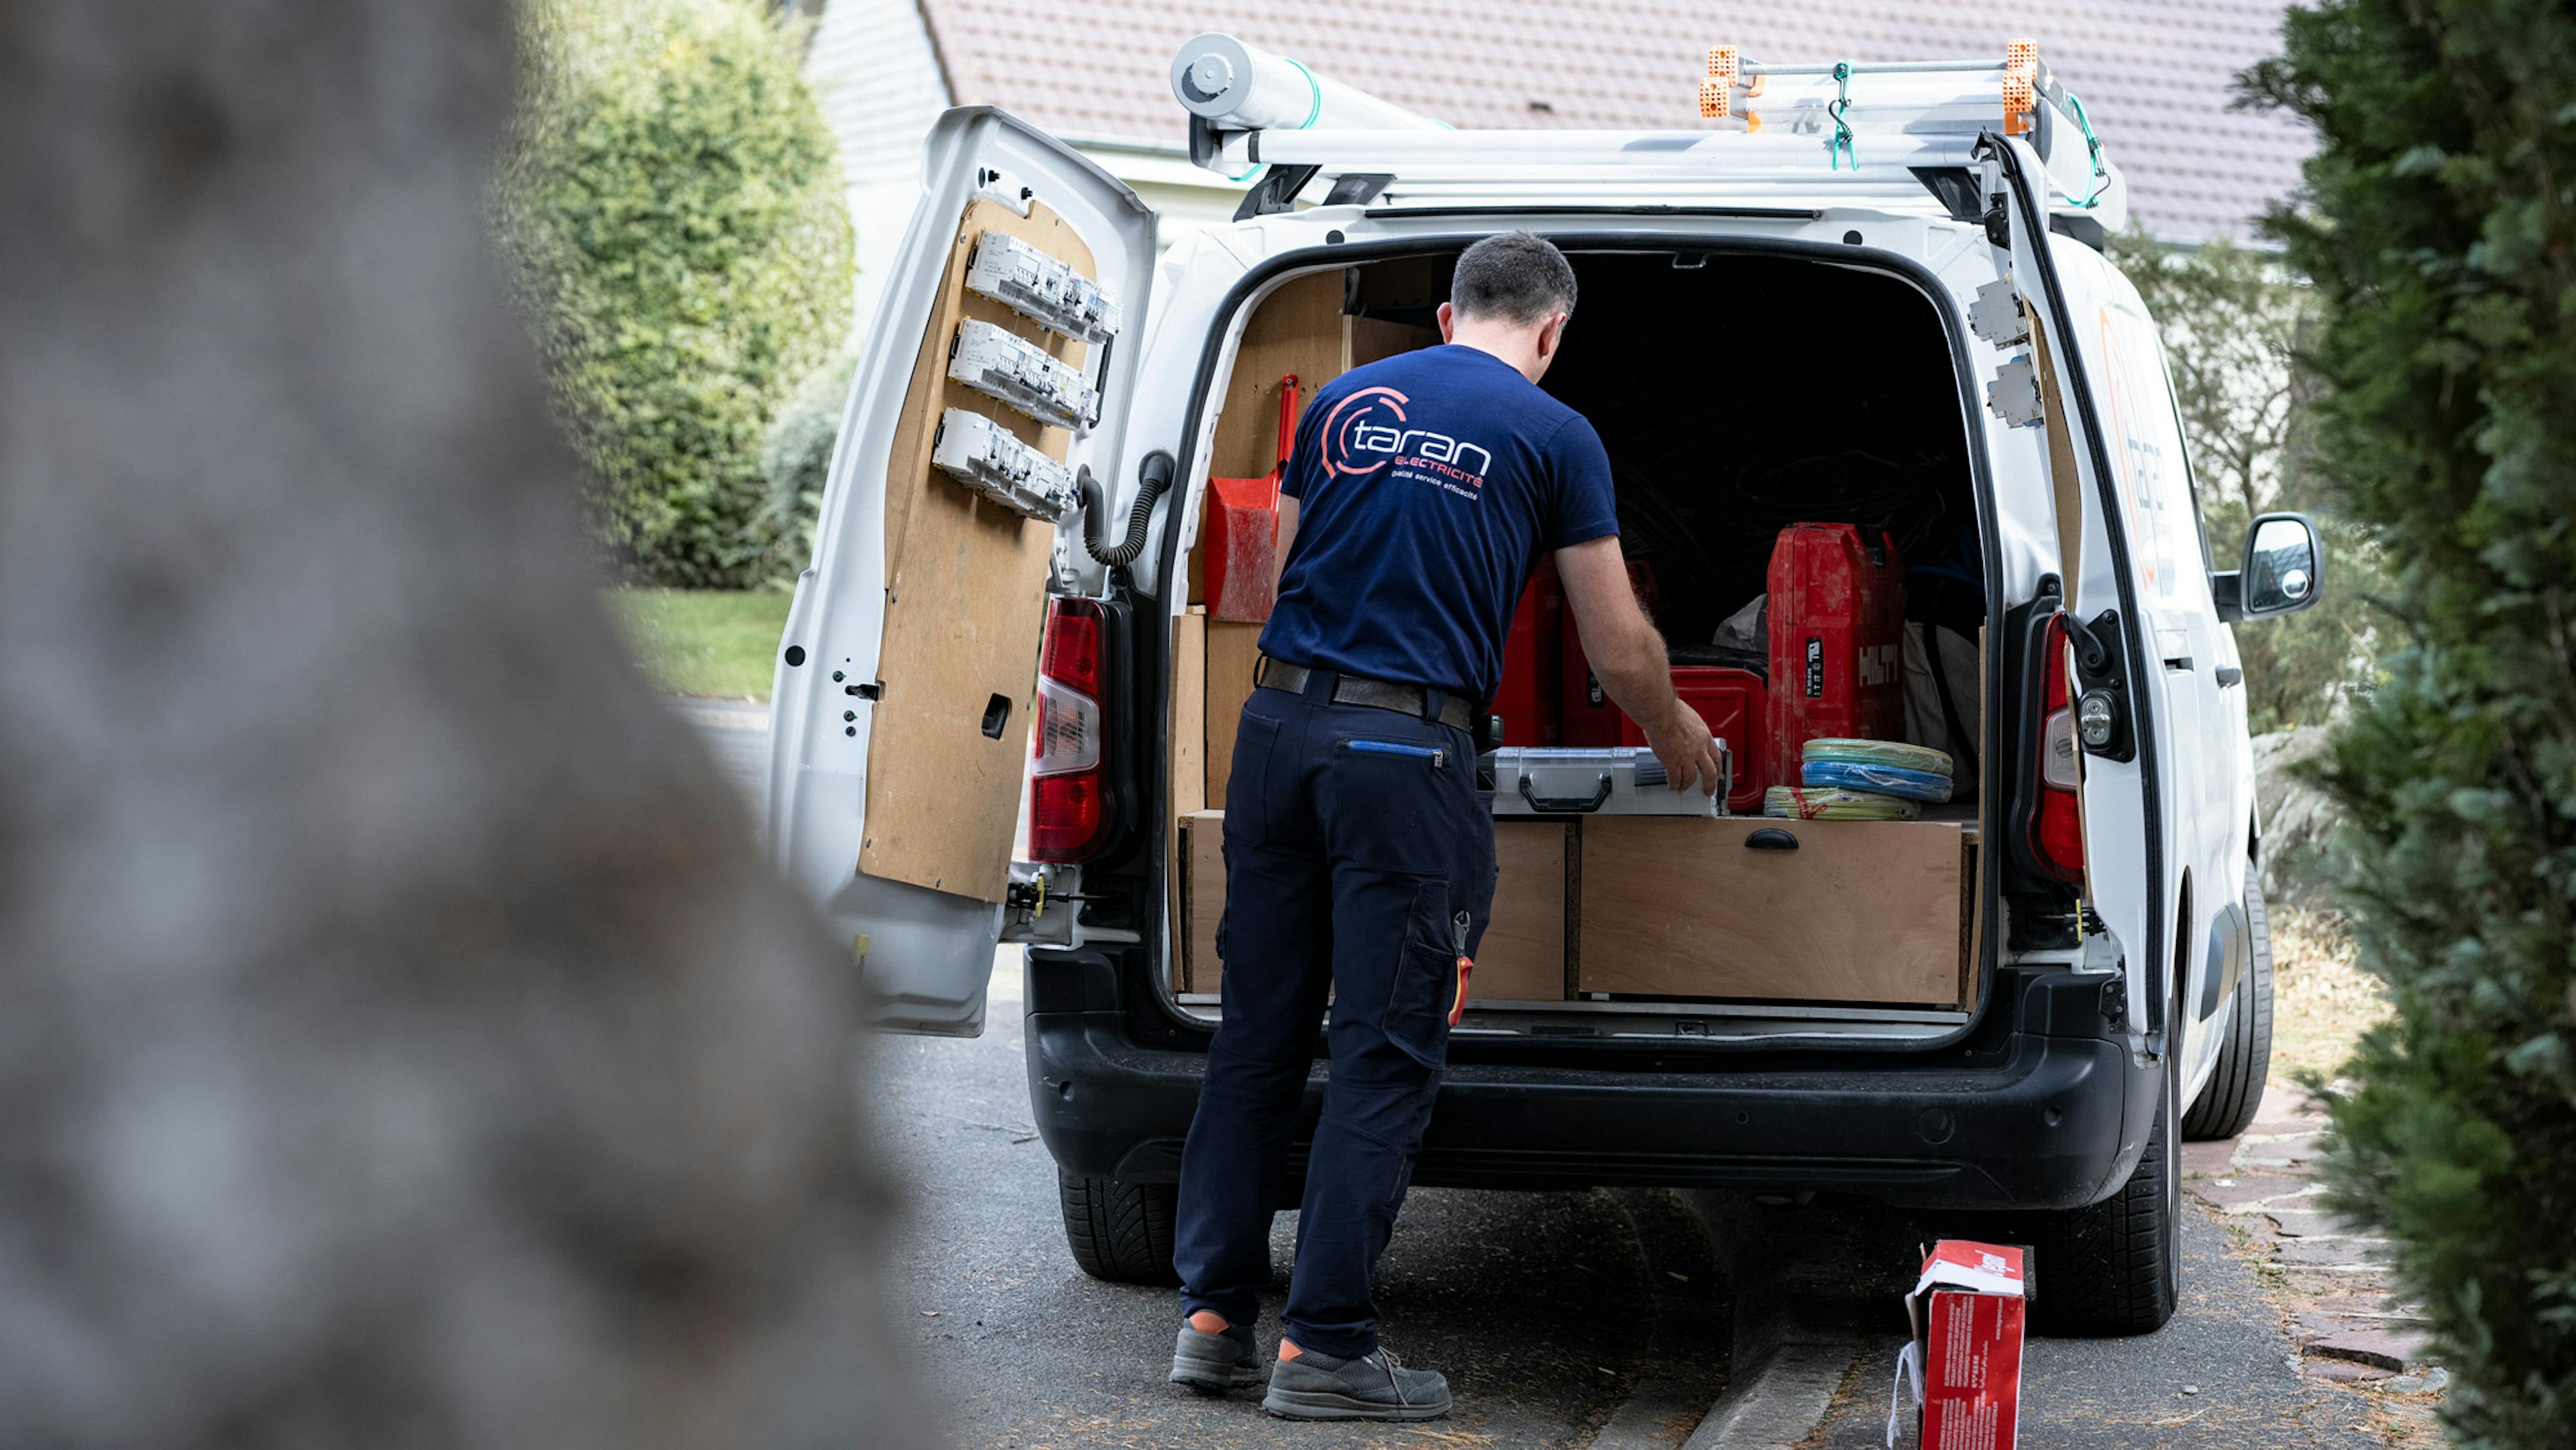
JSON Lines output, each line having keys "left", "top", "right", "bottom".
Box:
{"left": 2213, "top": 512, "right": 2324, "bottom": 623}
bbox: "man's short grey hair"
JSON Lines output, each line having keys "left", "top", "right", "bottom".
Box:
{"left": 1450, "top": 231, "right": 1577, "bottom": 325}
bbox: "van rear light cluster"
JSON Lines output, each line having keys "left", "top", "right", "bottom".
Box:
{"left": 2030, "top": 613, "right": 2086, "bottom": 883}
{"left": 1030, "top": 598, "right": 1110, "bottom": 862}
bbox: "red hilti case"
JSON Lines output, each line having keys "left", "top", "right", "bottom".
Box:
{"left": 1560, "top": 561, "right": 1659, "bottom": 746}
{"left": 1618, "top": 665, "right": 1766, "bottom": 813}
{"left": 1201, "top": 376, "right": 1299, "bottom": 622}
{"left": 1764, "top": 523, "right": 1904, "bottom": 787}
{"left": 1492, "top": 557, "right": 1562, "bottom": 747}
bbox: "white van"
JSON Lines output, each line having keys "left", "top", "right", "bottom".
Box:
{"left": 766, "top": 42, "right": 2324, "bottom": 1335}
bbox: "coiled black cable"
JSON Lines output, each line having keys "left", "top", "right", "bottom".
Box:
{"left": 1080, "top": 449, "right": 1174, "bottom": 569}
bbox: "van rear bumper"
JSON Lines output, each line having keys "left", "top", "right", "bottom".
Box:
{"left": 1026, "top": 970, "right": 2158, "bottom": 1212}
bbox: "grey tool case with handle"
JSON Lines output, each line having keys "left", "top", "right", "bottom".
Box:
{"left": 1485, "top": 746, "right": 1733, "bottom": 818}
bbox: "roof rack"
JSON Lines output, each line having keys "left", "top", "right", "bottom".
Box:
{"left": 1173, "top": 34, "right": 2123, "bottom": 229}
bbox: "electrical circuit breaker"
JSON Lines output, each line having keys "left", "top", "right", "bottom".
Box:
{"left": 929, "top": 408, "right": 1078, "bottom": 521}
{"left": 947, "top": 319, "right": 1101, "bottom": 433}
{"left": 964, "top": 231, "right": 1121, "bottom": 344}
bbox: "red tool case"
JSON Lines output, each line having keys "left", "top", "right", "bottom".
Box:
{"left": 1491, "top": 557, "right": 1563, "bottom": 747}
{"left": 1764, "top": 522, "right": 1905, "bottom": 786}
{"left": 1560, "top": 561, "right": 1660, "bottom": 746}
{"left": 1618, "top": 665, "right": 1766, "bottom": 813}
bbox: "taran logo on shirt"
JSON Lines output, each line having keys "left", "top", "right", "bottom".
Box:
{"left": 1322, "top": 384, "right": 1493, "bottom": 486}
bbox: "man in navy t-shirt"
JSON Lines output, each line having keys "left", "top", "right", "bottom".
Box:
{"left": 1169, "top": 233, "right": 1723, "bottom": 1420}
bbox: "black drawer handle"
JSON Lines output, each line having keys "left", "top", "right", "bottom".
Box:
{"left": 1518, "top": 772, "right": 1613, "bottom": 814}
{"left": 1744, "top": 828, "right": 1801, "bottom": 850}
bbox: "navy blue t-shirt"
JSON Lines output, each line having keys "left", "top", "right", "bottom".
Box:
{"left": 1256, "top": 345, "right": 1619, "bottom": 706}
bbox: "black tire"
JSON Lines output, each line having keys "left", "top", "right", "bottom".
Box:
{"left": 2182, "top": 861, "right": 2275, "bottom": 1141}
{"left": 1059, "top": 1172, "right": 1179, "bottom": 1285}
{"left": 2027, "top": 1013, "right": 2184, "bottom": 1336}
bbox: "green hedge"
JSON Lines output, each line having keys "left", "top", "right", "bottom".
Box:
{"left": 2247, "top": 2, "right": 2576, "bottom": 1442}
{"left": 497, "top": 0, "right": 851, "bottom": 587}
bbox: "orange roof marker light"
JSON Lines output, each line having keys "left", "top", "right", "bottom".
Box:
{"left": 2002, "top": 39, "right": 2039, "bottom": 136}
{"left": 1698, "top": 45, "right": 1738, "bottom": 120}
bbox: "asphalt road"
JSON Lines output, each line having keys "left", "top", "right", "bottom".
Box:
{"left": 692, "top": 700, "right": 2389, "bottom": 1449}
{"left": 869, "top": 959, "right": 1733, "bottom": 1449}
{"left": 688, "top": 699, "right": 1732, "bottom": 1445}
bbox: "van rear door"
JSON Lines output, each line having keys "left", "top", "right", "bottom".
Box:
{"left": 1992, "top": 139, "right": 2171, "bottom": 1050}
{"left": 765, "top": 108, "right": 1157, "bottom": 1036}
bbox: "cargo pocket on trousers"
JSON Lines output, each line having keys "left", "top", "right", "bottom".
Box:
{"left": 1383, "top": 877, "right": 1456, "bottom": 1070}
{"left": 1222, "top": 712, "right": 1282, "bottom": 848}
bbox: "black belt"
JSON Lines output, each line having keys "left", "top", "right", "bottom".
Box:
{"left": 1256, "top": 657, "right": 1474, "bottom": 731}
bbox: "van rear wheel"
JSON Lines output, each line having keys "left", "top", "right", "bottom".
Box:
{"left": 2027, "top": 1038, "right": 2183, "bottom": 1335}
{"left": 1059, "top": 1172, "right": 1180, "bottom": 1285}
{"left": 2182, "top": 862, "right": 2275, "bottom": 1141}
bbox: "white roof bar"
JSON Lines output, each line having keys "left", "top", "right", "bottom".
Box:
{"left": 1174, "top": 34, "right": 2123, "bottom": 227}
{"left": 1172, "top": 32, "right": 1442, "bottom": 138}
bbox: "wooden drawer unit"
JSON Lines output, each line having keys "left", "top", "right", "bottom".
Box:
{"left": 1577, "top": 817, "right": 1973, "bottom": 1007}
{"left": 1175, "top": 812, "right": 1571, "bottom": 1004}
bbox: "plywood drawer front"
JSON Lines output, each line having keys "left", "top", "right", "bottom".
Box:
{"left": 1578, "top": 818, "right": 1966, "bottom": 1006}
{"left": 1478, "top": 821, "right": 1570, "bottom": 1003}
{"left": 1177, "top": 812, "right": 1570, "bottom": 1004}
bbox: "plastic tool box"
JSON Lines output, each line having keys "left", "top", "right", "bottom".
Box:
{"left": 1619, "top": 665, "right": 1767, "bottom": 814}
{"left": 1487, "top": 746, "right": 1731, "bottom": 818}
{"left": 1201, "top": 375, "right": 1299, "bottom": 622}
{"left": 1764, "top": 523, "right": 1905, "bottom": 787}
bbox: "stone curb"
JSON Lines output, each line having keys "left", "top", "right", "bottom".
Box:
{"left": 1678, "top": 1333, "right": 1872, "bottom": 1449}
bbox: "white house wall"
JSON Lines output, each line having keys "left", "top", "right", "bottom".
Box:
{"left": 805, "top": 5, "right": 1248, "bottom": 337}
{"left": 804, "top": 0, "right": 955, "bottom": 331}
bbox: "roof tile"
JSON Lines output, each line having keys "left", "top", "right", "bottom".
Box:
{"left": 917, "top": 0, "right": 2309, "bottom": 240}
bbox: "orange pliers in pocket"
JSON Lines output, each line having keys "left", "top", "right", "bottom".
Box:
{"left": 1447, "top": 911, "right": 1474, "bottom": 1027}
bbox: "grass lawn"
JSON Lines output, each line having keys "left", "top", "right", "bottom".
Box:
{"left": 608, "top": 588, "right": 793, "bottom": 700}
{"left": 2268, "top": 905, "right": 2386, "bottom": 1087}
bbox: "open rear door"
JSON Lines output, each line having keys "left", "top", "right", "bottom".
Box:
{"left": 1991, "top": 137, "right": 2172, "bottom": 1053}
{"left": 765, "top": 109, "right": 1156, "bottom": 1036}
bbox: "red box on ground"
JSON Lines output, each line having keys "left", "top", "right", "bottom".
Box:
{"left": 1890, "top": 1240, "right": 2025, "bottom": 1450}
{"left": 1617, "top": 665, "right": 1765, "bottom": 813}
{"left": 1766, "top": 522, "right": 1906, "bottom": 786}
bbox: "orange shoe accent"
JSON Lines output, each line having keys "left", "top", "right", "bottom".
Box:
{"left": 1278, "top": 1338, "right": 1305, "bottom": 1361}
{"left": 1187, "top": 1311, "right": 1230, "bottom": 1335}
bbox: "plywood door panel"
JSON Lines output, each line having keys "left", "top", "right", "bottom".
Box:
{"left": 1578, "top": 818, "right": 1967, "bottom": 1005}
{"left": 1208, "top": 269, "right": 1348, "bottom": 482}
{"left": 861, "top": 197, "right": 1095, "bottom": 902}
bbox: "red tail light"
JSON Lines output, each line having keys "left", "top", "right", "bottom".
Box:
{"left": 2031, "top": 613, "right": 2086, "bottom": 883}
{"left": 1030, "top": 598, "right": 1110, "bottom": 862}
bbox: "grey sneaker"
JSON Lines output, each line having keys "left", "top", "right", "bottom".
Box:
{"left": 1169, "top": 1322, "right": 1262, "bottom": 1394}
{"left": 1261, "top": 1346, "right": 1452, "bottom": 1421}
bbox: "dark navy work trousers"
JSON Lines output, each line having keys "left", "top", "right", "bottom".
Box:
{"left": 1173, "top": 671, "right": 1495, "bottom": 1358}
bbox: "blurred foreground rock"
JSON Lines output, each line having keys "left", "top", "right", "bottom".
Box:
{"left": 2253, "top": 726, "right": 2340, "bottom": 909}
{"left": 0, "top": 3, "right": 915, "bottom": 1445}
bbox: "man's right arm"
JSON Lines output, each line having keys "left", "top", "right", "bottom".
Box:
{"left": 1555, "top": 537, "right": 1724, "bottom": 795}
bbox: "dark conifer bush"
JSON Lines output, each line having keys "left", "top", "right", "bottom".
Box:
{"left": 2246, "top": 3, "right": 2576, "bottom": 1441}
